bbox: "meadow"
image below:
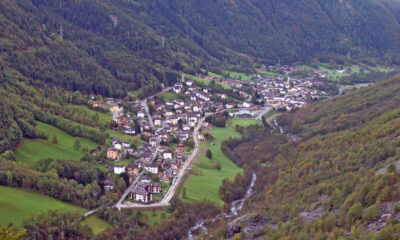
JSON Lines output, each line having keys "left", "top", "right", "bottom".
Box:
{"left": 15, "top": 121, "right": 97, "bottom": 163}
{"left": 183, "top": 125, "right": 243, "bottom": 206}
{"left": 0, "top": 186, "right": 85, "bottom": 226}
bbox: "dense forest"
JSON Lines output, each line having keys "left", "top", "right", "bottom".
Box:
{"left": 1, "top": 0, "right": 400, "bottom": 99}
{"left": 215, "top": 75, "right": 400, "bottom": 239}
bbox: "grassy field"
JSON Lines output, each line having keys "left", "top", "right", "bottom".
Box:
{"left": 160, "top": 91, "right": 179, "bottom": 101}
{"left": 15, "top": 121, "right": 97, "bottom": 163}
{"left": 0, "top": 186, "right": 85, "bottom": 226}
{"left": 228, "top": 71, "right": 253, "bottom": 81}
{"left": 81, "top": 215, "right": 111, "bottom": 235}
{"left": 229, "top": 119, "right": 260, "bottom": 128}
{"left": 183, "top": 126, "right": 242, "bottom": 206}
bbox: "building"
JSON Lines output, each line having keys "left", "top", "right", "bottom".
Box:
{"left": 130, "top": 182, "right": 161, "bottom": 203}
{"left": 114, "top": 164, "right": 125, "bottom": 175}
{"left": 104, "top": 179, "right": 114, "bottom": 191}
{"left": 163, "top": 150, "right": 173, "bottom": 160}
{"left": 177, "top": 143, "right": 185, "bottom": 152}
{"left": 144, "top": 164, "right": 159, "bottom": 174}
{"left": 107, "top": 148, "right": 119, "bottom": 160}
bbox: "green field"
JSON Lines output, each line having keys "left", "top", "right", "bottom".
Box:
{"left": 184, "top": 126, "right": 242, "bottom": 206}
{"left": 81, "top": 215, "right": 111, "bottom": 235}
{"left": 15, "top": 122, "right": 97, "bottom": 163}
{"left": 160, "top": 91, "right": 179, "bottom": 101}
{"left": 230, "top": 119, "right": 260, "bottom": 128}
{"left": 0, "top": 186, "right": 85, "bottom": 226}
{"left": 228, "top": 71, "right": 253, "bottom": 81}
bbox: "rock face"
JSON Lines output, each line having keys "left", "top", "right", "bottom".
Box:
{"left": 299, "top": 207, "right": 325, "bottom": 222}
{"left": 364, "top": 202, "right": 400, "bottom": 233}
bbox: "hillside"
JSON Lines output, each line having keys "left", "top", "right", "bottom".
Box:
{"left": 0, "top": 0, "right": 400, "bottom": 100}
{"left": 213, "top": 76, "right": 400, "bottom": 239}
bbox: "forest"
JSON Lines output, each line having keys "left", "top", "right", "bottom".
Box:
{"left": 216, "top": 74, "right": 400, "bottom": 239}
{"left": 0, "top": 0, "right": 400, "bottom": 102}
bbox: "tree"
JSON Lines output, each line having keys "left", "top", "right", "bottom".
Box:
{"left": 52, "top": 134, "right": 58, "bottom": 144}
{"left": 0, "top": 225, "right": 26, "bottom": 240}
{"left": 206, "top": 150, "right": 212, "bottom": 159}
{"left": 216, "top": 161, "right": 221, "bottom": 170}
{"left": 74, "top": 138, "right": 81, "bottom": 150}
{"left": 346, "top": 203, "right": 363, "bottom": 226}
{"left": 182, "top": 187, "right": 187, "bottom": 199}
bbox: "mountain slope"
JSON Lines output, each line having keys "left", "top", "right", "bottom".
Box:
{"left": 217, "top": 76, "right": 400, "bottom": 239}
{"left": 1, "top": 0, "right": 400, "bottom": 100}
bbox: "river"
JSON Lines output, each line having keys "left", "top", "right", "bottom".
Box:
{"left": 187, "top": 173, "right": 257, "bottom": 239}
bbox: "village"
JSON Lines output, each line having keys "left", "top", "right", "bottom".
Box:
{"left": 92, "top": 67, "right": 329, "bottom": 206}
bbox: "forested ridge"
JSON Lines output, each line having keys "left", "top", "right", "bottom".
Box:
{"left": 1, "top": 0, "right": 400, "bottom": 99}
{"left": 216, "top": 75, "right": 400, "bottom": 239}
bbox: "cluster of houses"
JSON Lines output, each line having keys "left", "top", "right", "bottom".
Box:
{"left": 255, "top": 75, "right": 326, "bottom": 111}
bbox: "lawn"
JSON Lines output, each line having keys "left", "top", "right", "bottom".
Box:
{"left": 81, "top": 215, "right": 111, "bottom": 235}
{"left": 230, "top": 119, "right": 260, "bottom": 128}
{"left": 183, "top": 126, "right": 242, "bottom": 207}
{"left": 160, "top": 91, "right": 179, "bottom": 102}
{"left": 228, "top": 71, "right": 253, "bottom": 81}
{"left": 0, "top": 186, "right": 85, "bottom": 227}
{"left": 15, "top": 121, "right": 97, "bottom": 163}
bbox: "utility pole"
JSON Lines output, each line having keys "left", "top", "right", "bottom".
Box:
{"left": 59, "top": 25, "right": 63, "bottom": 40}
{"left": 162, "top": 36, "right": 165, "bottom": 48}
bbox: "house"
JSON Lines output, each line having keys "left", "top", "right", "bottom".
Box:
{"left": 92, "top": 101, "right": 103, "bottom": 108}
{"left": 163, "top": 150, "right": 173, "bottom": 160}
{"left": 124, "top": 128, "right": 136, "bottom": 135}
{"left": 131, "top": 188, "right": 152, "bottom": 203}
{"left": 141, "top": 151, "right": 152, "bottom": 162}
{"left": 144, "top": 164, "right": 159, "bottom": 174}
{"left": 111, "top": 104, "right": 121, "bottom": 111}
{"left": 130, "top": 182, "right": 161, "bottom": 203}
{"left": 140, "top": 175, "right": 151, "bottom": 183}
{"left": 112, "top": 139, "right": 122, "bottom": 150}
{"left": 137, "top": 111, "right": 145, "bottom": 118}
{"left": 154, "top": 117, "right": 162, "bottom": 126}
{"left": 149, "top": 137, "right": 158, "bottom": 147}
{"left": 177, "top": 143, "right": 185, "bottom": 152}
{"left": 127, "top": 163, "right": 140, "bottom": 176}
{"left": 104, "top": 179, "right": 114, "bottom": 191}
{"left": 122, "top": 142, "right": 130, "bottom": 148}
{"left": 243, "top": 102, "right": 252, "bottom": 108}
{"left": 162, "top": 169, "right": 174, "bottom": 182}
{"left": 226, "top": 103, "right": 235, "bottom": 109}
{"left": 178, "top": 130, "right": 190, "bottom": 141}
{"left": 114, "top": 164, "right": 125, "bottom": 175}
{"left": 107, "top": 148, "right": 119, "bottom": 160}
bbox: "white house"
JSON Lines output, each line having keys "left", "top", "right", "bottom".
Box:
{"left": 163, "top": 150, "right": 173, "bottom": 160}
{"left": 114, "top": 165, "right": 125, "bottom": 175}
{"left": 144, "top": 164, "right": 159, "bottom": 174}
